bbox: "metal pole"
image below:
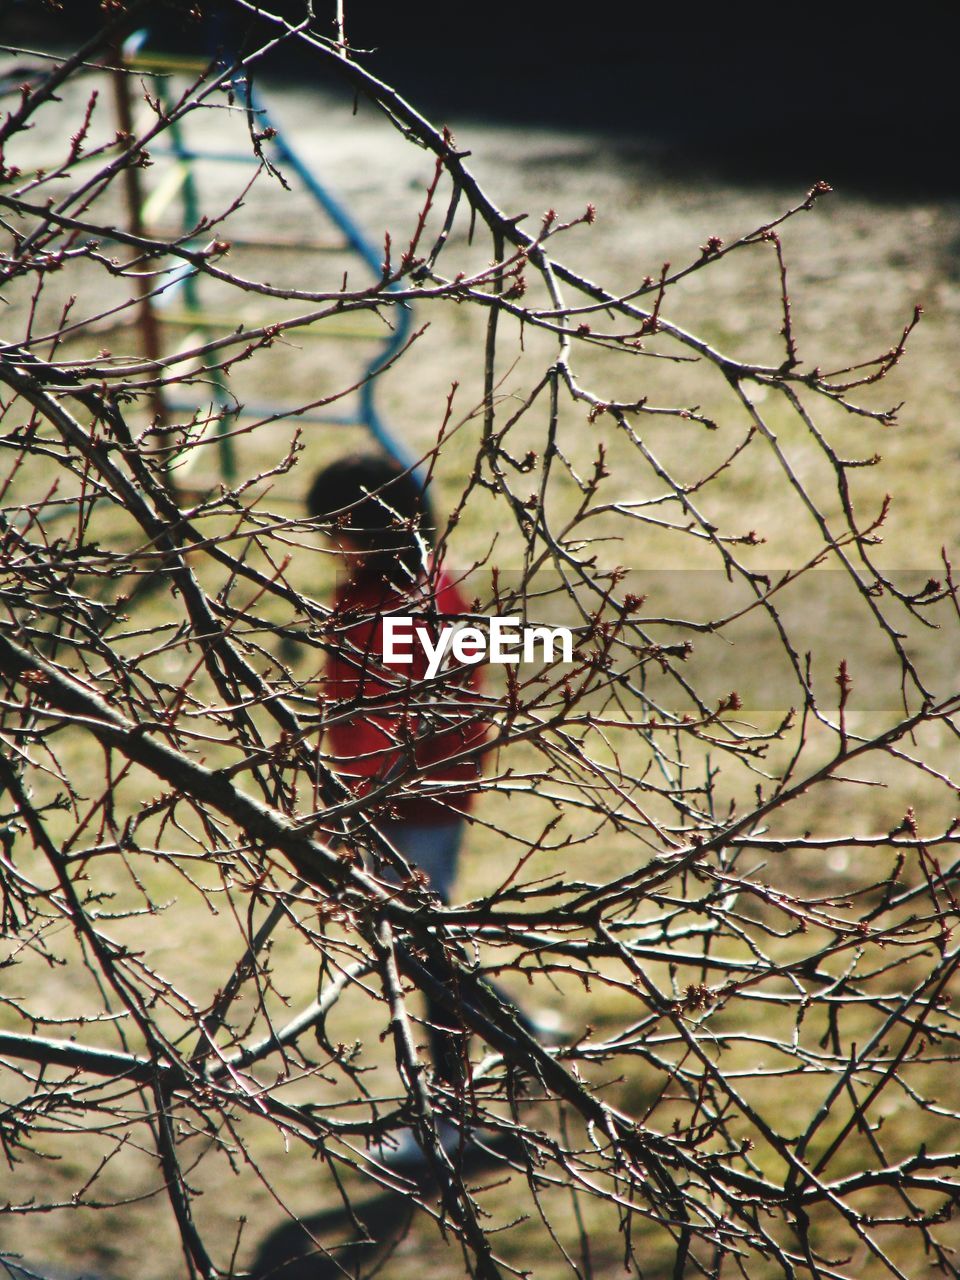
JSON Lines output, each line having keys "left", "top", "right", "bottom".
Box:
{"left": 110, "top": 45, "right": 171, "bottom": 473}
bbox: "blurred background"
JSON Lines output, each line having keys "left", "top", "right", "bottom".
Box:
{"left": 5, "top": 0, "right": 960, "bottom": 197}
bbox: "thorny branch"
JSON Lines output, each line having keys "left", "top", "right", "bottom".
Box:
{"left": 1, "top": 7, "right": 959, "bottom": 1279}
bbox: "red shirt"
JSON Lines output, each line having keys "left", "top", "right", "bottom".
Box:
{"left": 322, "top": 564, "right": 489, "bottom": 823}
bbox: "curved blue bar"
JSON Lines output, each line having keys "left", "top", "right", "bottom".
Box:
{"left": 241, "top": 79, "right": 422, "bottom": 485}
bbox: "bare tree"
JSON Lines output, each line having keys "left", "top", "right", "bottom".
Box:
{"left": 1, "top": 7, "right": 959, "bottom": 1279}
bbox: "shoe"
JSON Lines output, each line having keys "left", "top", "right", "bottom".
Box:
{"left": 491, "top": 997, "right": 570, "bottom": 1047}
{"left": 371, "top": 1118, "right": 503, "bottom": 1176}
{"left": 525, "top": 1007, "right": 571, "bottom": 1047}
{"left": 370, "top": 1118, "right": 461, "bottom": 1174}
{"left": 370, "top": 1124, "right": 426, "bottom": 1173}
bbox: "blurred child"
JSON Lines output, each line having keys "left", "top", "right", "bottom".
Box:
{"left": 307, "top": 452, "right": 488, "bottom": 1085}
{"left": 307, "top": 452, "right": 487, "bottom": 883}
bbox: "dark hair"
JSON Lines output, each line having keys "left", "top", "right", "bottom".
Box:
{"left": 306, "top": 452, "right": 435, "bottom": 583}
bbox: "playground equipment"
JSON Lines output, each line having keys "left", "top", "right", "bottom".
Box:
{"left": 111, "top": 33, "right": 417, "bottom": 483}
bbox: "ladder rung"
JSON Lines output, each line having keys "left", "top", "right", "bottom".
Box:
{"left": 141, "top": 164, "right": 189, "bottom": 227}
{"left": 146, "top": 228, "right": 349, "bottom": 255}
{"left": 128, "top": 52, "right": 212, "bottom": 74}
{"left": 164, "top": 399, "right": 364, "bottom": 427}
{"left": 151, "top": 146, "right": 259, "bottom": 166}
{"left": 155, "top": 311, "right": 385, "bottom": 340}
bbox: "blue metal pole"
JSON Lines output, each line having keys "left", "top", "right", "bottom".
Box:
{"left": 240, "top": 78, "right": 421, "bottom": 482}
